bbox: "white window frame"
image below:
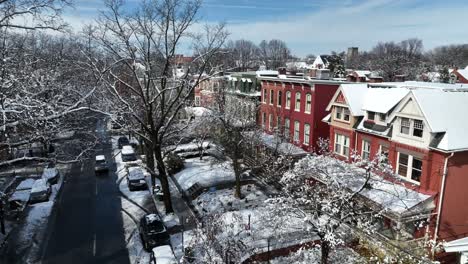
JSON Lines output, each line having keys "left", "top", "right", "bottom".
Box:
{"left": 263, "top": 88, "right": 267, "bottom": 103}
{"left": 277, "top": 116, "right": 281, "bottom": 131}
{"left": 294, "top": 121, "right": 300, "bottom": 142}
{"left": 269, "top": 90, "right": 274, "bottom": 105}
{"left": 362, "top": 140, "right": 371, "bottom": 160}
{"left": 396, "top": 152, "right": 422, "bottom": 184}
{"left": 304, "top": 123, "right": 310, "bottom": 146}
{"left": 277, "top": 91, "right": 282, "bottom": 107}
{"left": 195, "top": 96, "right": 200, "bottom": 106}
{"left": 285, "top": 91, "right": 291, "bottom": 109}
{"left": 399, "top": 117, "right": 424, "bottom": 139}
{"left": 305, "top": 93, "right": 312, "bottom": 114}
{"left": 284, "top": 118, "right": 290, "bottom": 138}
{"left": 334, "top": 133, "right": 350, "bottom": 157}
{"left": 335, "top": 106, "right": 350, "bottom": 122}
{"left": 262, "top": 112, "right": 266, "bottom": 128}
{"left": 295, "top": 92, "right": 301, "bottom": 112}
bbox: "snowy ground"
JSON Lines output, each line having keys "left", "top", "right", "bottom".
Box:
{"left": 193, "top": 184, "right": 268, "bottom": 217}
{"left": 263, "top": 246, "right": 365, "bottom": 264}
{"left": 174, "top": 156, "right": 235, "bottom": 191}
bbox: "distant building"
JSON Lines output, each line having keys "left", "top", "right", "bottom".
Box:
{"left": 311, "top": 55, "right": 332, "bottom": 69}
{"left": 346, "top": 70, "right": 383, "bottom": 83}
{"left": 450, "top": 66, "right": 468, "bottom": 84}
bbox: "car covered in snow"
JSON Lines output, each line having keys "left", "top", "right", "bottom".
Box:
{"left": 95, "top": 155, "right": 109, "bottom": 172}
{"left": 150, "top": 245, "right": 177, "bottom": 264}
{"left": 127, "top": 166, "right": 147, "bottom": 191}
{"left": 30, "top": 178, "right": 51, "bottom": 203}
{"left": 121, "top": 145, "right": 137, "bottom": 162}
{"left": 139, "top": 214, "right": 170, "bottom": 251}
{"left": 42, "top": 167, "right": 60, "bottom": 185}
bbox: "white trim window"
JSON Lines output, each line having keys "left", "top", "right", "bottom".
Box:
{"left": 295, "top": 92, "right": 301, "bottom": 112}
{"left": 285, "top": 91, "right": 291, "bottom": 109}
{"left": 379, "top": 145, "right": 389, "bottom": 164}
{"left": 269, "top": 114, "right": 274, "bottom": 131}
{"left": 305, "top": 93, "right": 312, "bottom": 113}
{"left": 284, "top": 118, "right": 290, "bottom": 138}
{"left": 335, "top": 106, "right": 350, "bottom": 122}
{"left": 263, "top": 88, "right": 267, "bottom": 103}
{"left": 397, "top": 152, "right": 422, "bottom": 184}
{"left": 294, "top": 121, "right": 300, "bottom": 142}
{"left": 277, "top": 91, "right": 282, "bottom": 107}
{"left": 195, "top": 96, "right": 201, "bottom": 106}
{"left": 362, "top": 140, "right": 371, "bottom": 160}
{"left": 269, "top": 90, "right": 274, "bottom": 105}
{"left": 277, "top": 116, "right": 281, "bottom": 131}
{"left": 400, "top": 117, "right": 424, "bottom": 138}
{"left": 334, "top": 134, "right": 350, "bottom": 157}
{"left": 262, "top": 112, "right": 266, "bottom": 128}
{"left": 304, "top": 123, "right": 310, "bottom": 145}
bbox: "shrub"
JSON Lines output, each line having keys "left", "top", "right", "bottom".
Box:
{"left": 165, "top": 153, "right": 184, "bottom": 175}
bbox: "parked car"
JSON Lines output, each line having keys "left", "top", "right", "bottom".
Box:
{"left": 150, "top": 245, "right": 177, "bottom": 264}
{"left": 42, "top": 167, "right": 60, "bottom": 184}
{"left": 139, "top": 214, "right": 170, "bottom": 251}
{"left": 118, "top": 136, "right": 130, "bottom": 149}
{"left": 30, "top": 179, "right": 51, "bottom": 203}
{"left": 121, "top": 145, "right": 137, "bottom": 162}
{"left": 127, "top": 166, "right": 147, "bottom": 191}
{"left": 95, "top": 155, "right": 109, "bottom": 173}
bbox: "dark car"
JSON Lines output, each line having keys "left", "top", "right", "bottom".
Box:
{"left": 127, "top": 166, "right": 147, "bottom": 191}
{"left": 118, "top": 136, "right": 130, "bottom": 149}
{"left": 139, "top": 214, "right": 170, "bottom": 251}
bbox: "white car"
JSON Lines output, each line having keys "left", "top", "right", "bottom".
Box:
{"left": 121, "top": 145, "right": 137, "bottom": 162}
{"left": 95, "top": 155, "right": 109, "bottom": 172}
{"left": 150, "top": 245, "right": 177, "bottom": 264}
{"left": 30, "top": 179, "right": 51, "bottom": 203}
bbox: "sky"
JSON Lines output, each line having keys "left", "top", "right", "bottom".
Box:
{"left": 64, "top": 0, "right": 468, "bottom": 57}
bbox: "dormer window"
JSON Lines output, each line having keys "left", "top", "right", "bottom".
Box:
{"left": 379, "top": 113, "right": 386, "bottom": 122}
{"left": 413, "top": 120, "right": 424, "bottom": 138}
{"left": 335, "top": 106, "right": 350, "bottom": 122}
{"left": 400, "top": 117, "right": 424, "bottom": 138}
{"left": 368, "top": 111, "right": 375, "bottom": 121}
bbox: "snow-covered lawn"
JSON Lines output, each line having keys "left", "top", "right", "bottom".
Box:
{"left": 174, "top": 157, "right": 235, "bottom": 191}
{"left": 265, "top": 246, "right": 364, "bottom": 264}
{"left": 193, "top": 184, "right": 267, "bottom": 217}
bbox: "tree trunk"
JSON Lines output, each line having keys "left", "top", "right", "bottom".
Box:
{"left": 153, "top": 144, "right": 173, "bottom": 214}
{"left": 321, "top": 240, "right": 330, "bottom": 264}
{"left": 233, "top": 155, "right": 242, "bottom": 199}
{"left": 145, "top": 142, "right": 156, "bottom": 186}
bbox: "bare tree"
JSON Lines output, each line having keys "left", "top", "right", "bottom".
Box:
{"left": 85, "top": 0, "right": 228, "bottom": 213}
{"left": 259, "top": 39, "right": 291, "bottom": 70}
{"left": 226, "top": 39, "right": 259, "bottom": 71}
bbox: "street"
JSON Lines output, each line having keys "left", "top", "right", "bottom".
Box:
{"left": 42, "top": 119, "right": 131, "bottom": 264}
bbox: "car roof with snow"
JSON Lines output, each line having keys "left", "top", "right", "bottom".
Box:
{"left": 42, "top": 168, "right": 58, "bottom": 179}
{"left": 121, "top": 145, "right": 135, "bottom": 155}
{"left": 31, "top": 179, "right": 49, "bottom": 193}
{"left": 128, "top": 166, "right": 145, "bottom": 180}
{"left": 151, "top": 245, "right": 177, "bottom": 264}
{"left": 96, "top": 155, "right": 106, "bottom": 161}
{"left": 16, "top": 178, "right": 36, "bottom": 190}
{"left": 145, "top": 213, "right": 161, "bottom": 223}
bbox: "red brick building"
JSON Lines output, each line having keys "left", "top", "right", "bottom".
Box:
{"left": 325, "top": 82, "right": 468, "bottom": 247}
{"left": 258, "top": 77, "right": 347, "bottom": 152}
{"left": 450, "top": 67, "right": 468, "bottom": 84}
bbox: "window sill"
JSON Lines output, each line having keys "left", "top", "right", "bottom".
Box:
{"left": 305, "top": 111, "right": 311, "bottom": 114}
{"left": 397, "top": 133, "right": 425, "bottom": 143}
{"left": 396, "top": 175, "right": 421, "bottom": 186}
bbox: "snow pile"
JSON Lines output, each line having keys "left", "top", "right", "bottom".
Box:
{"left": 266, "top": 246, "right": 363, "bottom": 264}
{"left": 193, "top": 184, "right": 267, "bottom": 217}
{"left": 174, "top": 157, "right": 235, "bottom": 190}
{"left": 257, "top": 133, "right": 308, "bottom": 156}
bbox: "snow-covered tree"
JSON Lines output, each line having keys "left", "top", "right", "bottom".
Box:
{"left": 84, "top": 0, "right": 228, "bottom": 213}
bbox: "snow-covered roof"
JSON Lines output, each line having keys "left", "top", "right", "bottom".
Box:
{"left": 185, "top": 107, "right": 212, "bottom": 117}
{"left": 256, "top": 70, "right": 278, "bottom": 77}
{"left": 151, "top": 245, "right": 177, "bottom": 264}
{"left": 444, "top": 237, "right": 468, "bottom": 253}
{"left": 327, "top": 84, "right": 369, "bottom": 116}
{"left": 352, "top": 70, "right": 371, "bottom": 77}
{"left": 410, "top": 89, "right": 468, "bottom": 151}
{"left": 455, "top": 69, "right": 468, "bottom": 80}
{"left": 128, "top": 166, "right": 145, "bottom": 180}
{"left": 96, "top": 155, "right": 105, "bottom": 161}
{"left": 145, "top": 213, "right": 160, "bottom": 223}
{"left": 369, "top": 81, "right": 468, "bottom": 91}
{"left": 258, "top": 133, "right": 308, "bottom": 156}
{"left": 31, "top": 179, "right": 48, "bottom": 193}
{"left": 42, "top": 168, "right": 58, "bottom": 180}
{"left": 361, "top": 88, "right": 408, "bottom": 114}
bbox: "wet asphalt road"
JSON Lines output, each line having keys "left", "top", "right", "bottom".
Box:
{"left": 42, "top": 119, "right": 130, "bottom": 264}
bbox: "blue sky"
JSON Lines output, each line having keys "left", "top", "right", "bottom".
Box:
{"left": 65, "top": 0, "right": 468, "bottom": 57}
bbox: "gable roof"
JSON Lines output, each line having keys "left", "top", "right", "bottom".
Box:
{"left": 411, "top": 89, "right": 468, "bottom": 151}
{"left": 455, "top": 69, "right": 468, "bottom": 80}
{"left": 361, "top": 88, "right": 409, "bottom": 114}
{"left": 326, "top": 83, "right": 368, "bottom": 116}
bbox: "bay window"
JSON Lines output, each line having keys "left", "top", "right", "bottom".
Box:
{"left": 334, "top": 134, "right": 350, "bottom": 157}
